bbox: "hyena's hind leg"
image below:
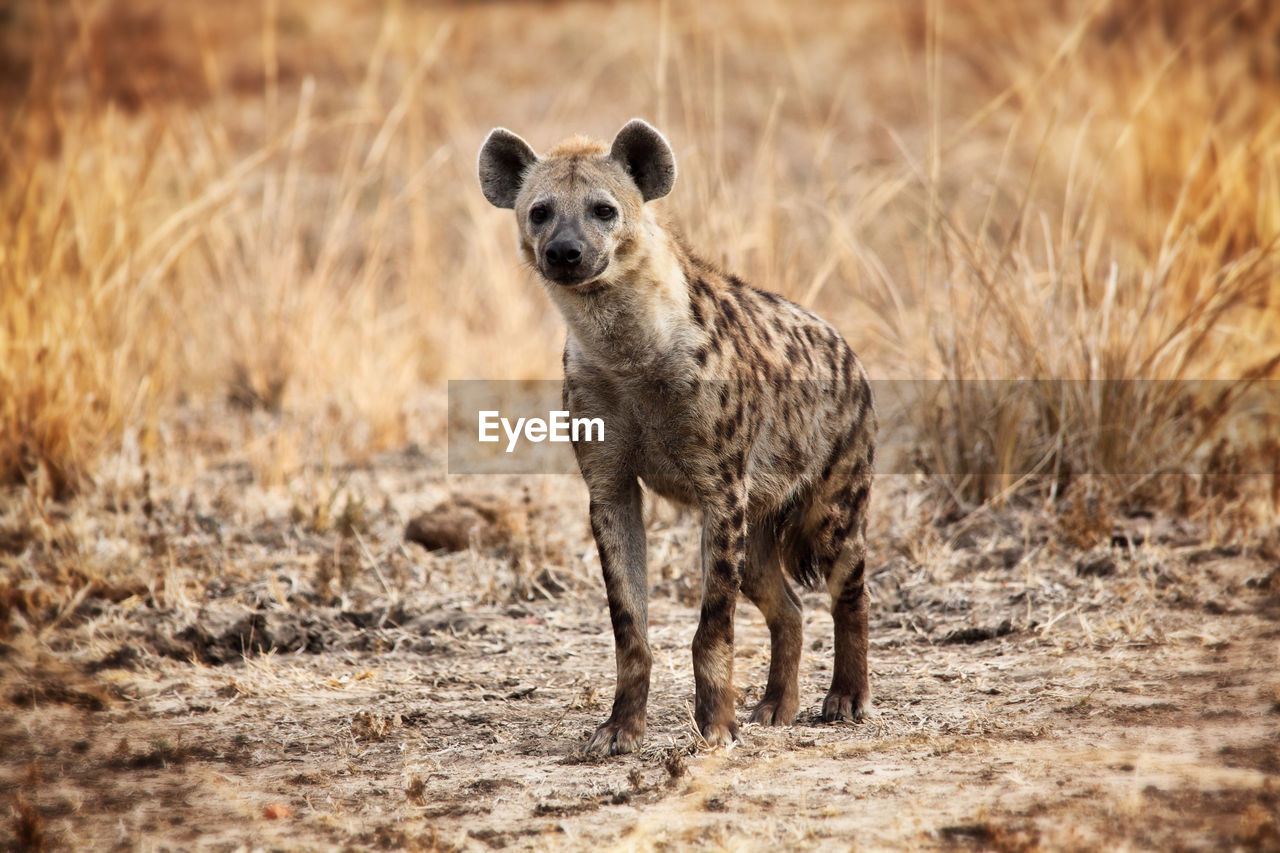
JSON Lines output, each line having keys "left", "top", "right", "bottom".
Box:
{"left": 823, "top": 530, "right": 869, "bottom": 721}
{"left": 740, "top": 524, "right": 802, "bottom": 725}
{"left": 813, "top": 462, "right": 873, "bottom": 722}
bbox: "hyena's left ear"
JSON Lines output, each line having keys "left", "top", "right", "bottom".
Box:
{"left": 610, "top": 118, "right": 676, "bottom": 202}
{"left": 478, "top": 128, "right": 539, "bottom": 209}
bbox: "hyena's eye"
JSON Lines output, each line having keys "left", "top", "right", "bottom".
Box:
{"left": 594, "top": 204, "right": 617, "bottom": 221}
{"left": 529, "top": 205, "right": 550, "bottom": 225}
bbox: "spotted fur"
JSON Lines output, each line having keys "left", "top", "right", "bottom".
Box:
{"left": 479, "top": 119, "right": 876, "bottom": 754}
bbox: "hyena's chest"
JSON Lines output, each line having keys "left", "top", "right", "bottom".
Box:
{"left": 580, "top": 371, "right": 818, "bottom": 508}
{"left": 575, "top": 373, "right": 731, "bottom": 504}
{"left": 629, "top": 374, "right": 851, "bottom": 508}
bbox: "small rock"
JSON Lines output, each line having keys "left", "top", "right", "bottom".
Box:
{"left": 404, "top": 498, "right": 508, "bottom": 552}
{"left": 1077, "top": 554, "right": 1116, "bottom": 577}
{"left": 941, "top": 620, "right": 1015, "bottom": 645}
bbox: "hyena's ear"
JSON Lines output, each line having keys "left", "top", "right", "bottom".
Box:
{"left": 610, "top": 118, "right": 676, "bottom": 202}
{"left": 478, "top": 128, "right": 539, "bottom": 209}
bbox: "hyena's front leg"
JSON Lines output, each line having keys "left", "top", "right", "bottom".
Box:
{"left": 693, "top": 494, "right": 748, "bottom": 746}
{"left": 583, "top": 479, "right": 651, "bottom": 755}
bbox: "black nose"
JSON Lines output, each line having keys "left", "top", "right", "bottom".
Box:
{"left": 545, "top": 240, "right": 582, "bottom": 267}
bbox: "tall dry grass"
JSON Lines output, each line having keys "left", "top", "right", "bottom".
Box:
{"left": 898, "top": 0, "right": 1280, "bottom": 507}
{"left": 0, "top": 0, "right": 1276, "bottom": 515}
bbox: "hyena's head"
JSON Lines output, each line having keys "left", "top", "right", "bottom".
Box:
{"left": 477, "top": 119, "right": 676, "bottom": 288}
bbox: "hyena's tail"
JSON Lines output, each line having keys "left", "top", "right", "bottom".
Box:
{"left": 772, "top": 497, "right": 826, "bottom": 590}
{"left": 773, "top": 452, "right": 874, "bottom": 592}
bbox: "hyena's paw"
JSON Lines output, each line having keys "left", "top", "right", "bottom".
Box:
{"left": 698, "top": 719, "right": 741, "bottom": 748}
{"left": 582, "top": 718, "right": 645, "bottom": 756}
{"left": 821, "top": 690, "right": 869, "bottom": 723}
{"left": 748, "top": 693, "right": 799, "bottom": 726}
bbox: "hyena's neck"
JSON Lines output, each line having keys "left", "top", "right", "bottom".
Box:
{"left": 551, "top": 217, "right": 695, "bottom": 374}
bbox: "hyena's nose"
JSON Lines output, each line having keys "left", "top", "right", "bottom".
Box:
{"left": 545, "top": 240, "right": 583, "bottom": 268}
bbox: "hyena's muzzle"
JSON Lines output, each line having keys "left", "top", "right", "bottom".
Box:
{"left": 539, "top": 219, "right": 605, "bottom": 286}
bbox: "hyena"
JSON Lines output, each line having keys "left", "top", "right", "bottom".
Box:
{"left": 478, "top": 119, "right": 875, "bottom": 754}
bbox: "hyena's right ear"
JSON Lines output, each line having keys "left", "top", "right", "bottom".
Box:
{"left": 478, "top": 128, "right": 539, "bottom": 209}
{"left": 610, "top": 119, "right": 676, "bottom": 202}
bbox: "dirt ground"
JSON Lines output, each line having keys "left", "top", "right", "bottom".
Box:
{"left": 2, "top": 401, "right": 1279, "bottom": 852}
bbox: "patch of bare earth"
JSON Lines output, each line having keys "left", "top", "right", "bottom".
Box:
{"left": 2, "top": 411, "right": 1278, "bottom": 851}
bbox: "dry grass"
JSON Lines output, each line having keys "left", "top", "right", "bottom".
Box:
{"left": 898, "top": 0, "right": 1280, "bottom": 506}
{"left": 4, "top": 9, "right": 1279, "bottom": 847}
{"left": 1, "top": 0, "right": 1277, "bottom": 515}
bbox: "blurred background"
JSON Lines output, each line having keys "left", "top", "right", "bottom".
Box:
{"left": 2, "top": 0, "right": 1277, "bottom": 508}
{"left": 2, "top": 8, "right": 1278, "bottom": 846}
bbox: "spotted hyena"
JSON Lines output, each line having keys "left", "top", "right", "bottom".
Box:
{"left": 478, "top": 119, "right": 875, "bottom": 754}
